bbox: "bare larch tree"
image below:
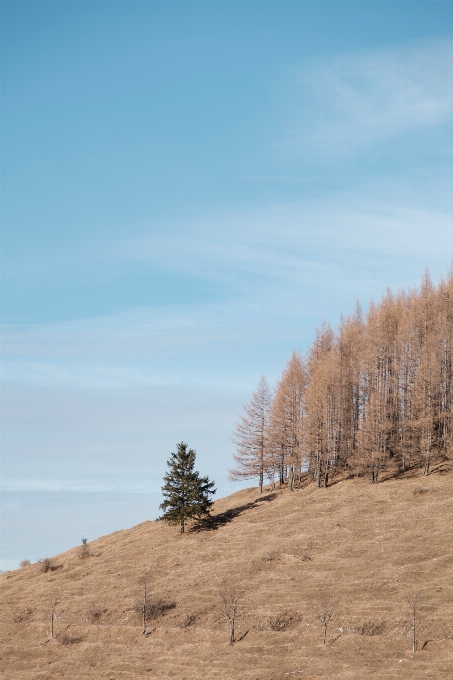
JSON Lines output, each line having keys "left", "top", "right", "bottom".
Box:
{"left": 218, "top": 582, "right": 243, "bottom": 644}
{"left": 405, "top": 589, "right": 421, "bottom": 653}
{"left": 268, "top": 352, "right": 307, "bottom": 489}
{"left": 48, "top": 593, "right": 60, "bottom": 640}
{"left": 137, "top": 574, "right": 150, "bottom": 636}
{"left": 315, "top": 597, "right": 336, "bottom": 645}
{"left": 230, "top": 375, "right": 272, "bottom": 494}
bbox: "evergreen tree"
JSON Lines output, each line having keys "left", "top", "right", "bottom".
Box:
{"left": 159, "top": 442, "right": 216, "bottom": 533}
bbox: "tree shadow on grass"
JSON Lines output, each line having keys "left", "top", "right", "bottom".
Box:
{"left": 191, "top": 493, "right": 277, "bottom": 532}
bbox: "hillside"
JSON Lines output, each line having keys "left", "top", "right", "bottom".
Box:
{"left": 1, "top": 466, "right": 453, "bottom": 680}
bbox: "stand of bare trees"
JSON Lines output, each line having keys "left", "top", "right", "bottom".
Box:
{"left": 232, "top": 269, "right": 453, "bottom": 490}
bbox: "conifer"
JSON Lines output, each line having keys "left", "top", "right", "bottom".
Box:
{"left": 159, "top": 442, "right": 216, "bottom": 533}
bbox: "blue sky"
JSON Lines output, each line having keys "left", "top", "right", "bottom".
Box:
{"left": 1, "top": 1, "right": 453, "bottom": 570}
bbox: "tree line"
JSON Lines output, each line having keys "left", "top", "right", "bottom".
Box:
{"left": 230, "top": 269, "right": 453, "bottom": 489}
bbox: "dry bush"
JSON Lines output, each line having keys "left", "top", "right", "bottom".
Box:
{"left": 19, "top": 559, "right": 30, "bottom": 567}
{"left": 442, "top": 626, "right": 453, "bottom": 640}
{"left": 180, "top": 613, "right": 198, "bottom": 628}
{"left": 58, "top": 632, "right": 84, "bottom": 646}
{"left": 78, "top": 538, "right": 90, "bottom": 560}
{"left": 260, "top": 611, "right": 295, "bottom": 632}
{"left": 87, "top": 607, "right": 107, "bottom": 624}
{"left": 39, "top": 558, "right": 62, "bottom": 573}
{"left": 260, "top": 551, "right": 280, "bottom": 562}
{"left": 13, "top": 608, "right": 33, "bottom": 623}
{"left": 412, "top": 487, "right": 429, "bottom": 496}
{"left": 134, "top": 597, "right": 176, "bottom": 621}
{"left": 355, "top": 619, "right": 386, "bottom": 636}
{"left": 40, "top": 558, "right": 51, "bottom": 573}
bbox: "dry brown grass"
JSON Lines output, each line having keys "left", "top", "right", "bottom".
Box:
{"left": 1, "top": 469, "right": 453, "bottom": 679}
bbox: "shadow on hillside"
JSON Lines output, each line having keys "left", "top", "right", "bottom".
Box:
{"left": 191, "top": 493, "right": 277, "bottom": 532}
{"left": 383, "top": 459, "right": 451, "bottom": 482}
{"left": 336, "top": 458, "right": 452, "bottom": 486}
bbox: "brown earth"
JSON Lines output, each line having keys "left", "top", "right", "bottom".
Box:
{"left": 1, "top": 464, "right": 453, "bottom": 679}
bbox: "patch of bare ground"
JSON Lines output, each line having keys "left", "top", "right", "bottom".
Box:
{"left": 1, "top": 470, "right": 453, "bottom": 679}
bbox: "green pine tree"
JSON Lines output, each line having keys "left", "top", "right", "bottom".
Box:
{"left": 159, "top": 442, "right": 216, "bottom": 533}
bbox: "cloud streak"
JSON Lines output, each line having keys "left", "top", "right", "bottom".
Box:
{"left": 2, "top": 192, "right": 451, "bottom": 391}
{"left": 283, "top": 39, "right": 453, "bottom": 157}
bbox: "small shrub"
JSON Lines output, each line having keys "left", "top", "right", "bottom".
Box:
{"left": 134, "top": 598, "right": 176, "bottom": 621}
{"left": 412, "top": 486, "right": 429, "bottom": 496}
{"left": 41, "top": 558, "right": 52, "bottom": 573}
{"left": 19, "top": 559, "right": 31, "bottom": 567}
{"left": 261, "top": 611, "right": 294, "bottom": 632}
{"left": 260, "top": 551, "right": 280, "bottom": 563}
{"left": 355, "top": 619, "right": 385, "bottom": 636}
{"left": 13, "top": 608, "right": 33, "bottom": 623}
{"left": 58, "top": 633, "right": 83, "bottom": 645}
{"left": 40, "top": 558, "right": 62, "bottom": 573}
{"left": 181, "top": 613, "right": 198, "bottom": 628}
{"left": 78, "top": 538, "right": 90, "bottom": 560}
{"left": 442, "top": 626, "right": 453, "bottom": 640}
{"left": 87, "top": 607, "right": 107, "bottom": 624}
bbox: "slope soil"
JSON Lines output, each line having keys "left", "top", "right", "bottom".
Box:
{"left": 1, "top": 465, "right": 453, "bottom": 679}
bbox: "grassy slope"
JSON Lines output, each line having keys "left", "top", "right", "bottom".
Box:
{"left": 1, "top": 465, "right": 453, "bottom": 680}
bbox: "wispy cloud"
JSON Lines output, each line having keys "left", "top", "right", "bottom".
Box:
{"left": 120, "top": 195, "right": 452, "bottom": 284}
{"left": 2, "top": 193, "right": 451, "bottom": 389}
{"left": 283, "top": 39, "right": 453, "bottom": 157}
{"left": 0, "top": 477, "right": 157, "bottom": 494}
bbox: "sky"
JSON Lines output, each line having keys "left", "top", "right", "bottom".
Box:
{"left": 1, "top": 0, "right": 453, "bottom": 571}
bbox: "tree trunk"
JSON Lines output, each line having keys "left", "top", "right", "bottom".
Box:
{"left": 424, "top": 455, "right": 430, "bottom": 476}
{"left": 323, "top": 622, "right": 327, "bottom": 645}
{"left": 230, "top": 624, "right": 235, "bottom": 644}
{"left": 288, "top": 467, "right": 294, "bottom": 491}
{"left": 180, "top": 519, "right": 185, "bottom": 534}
